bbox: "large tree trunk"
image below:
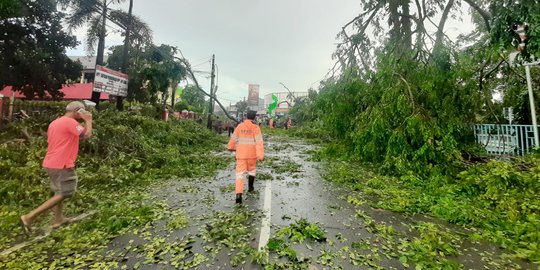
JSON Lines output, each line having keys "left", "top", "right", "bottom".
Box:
{"left": 433, "top": 0, "right": 455, "bottom": 50}
{"left": 171, "top": 82, "right": 176, "bottom": 108}
{"left": 388, "top": 0, "right": 401, "bottom": 44}
{"left": 401, "top": 0, "right": 412, "bottom": 50}
{"left": 389, "top": 0, "right": 413, "bottom": 55}
{"left": 431, "top": 0, "right": 455, "bottom": 69}
{"left": 462, "top": 0, "right": 491, "bottom": 31}
{"left": 413, "top": 0, "right": 425, "bottom": 58}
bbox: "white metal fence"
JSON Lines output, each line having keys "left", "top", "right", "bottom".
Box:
{"left": 474, "top": 124, "right": 539, "bottom": 156}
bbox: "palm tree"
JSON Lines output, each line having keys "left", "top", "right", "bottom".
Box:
{"left": 58, "top": 0, "right": 152, "bottom": 103}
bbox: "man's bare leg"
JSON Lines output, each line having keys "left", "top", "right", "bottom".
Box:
{"left": 21, "top": 194, "right": 64, "bottom": 226}
{"left": 51, "top": 201, "right": 71, "bottom": 228}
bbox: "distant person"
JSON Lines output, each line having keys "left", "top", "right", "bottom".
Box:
{"left": 269, "top": 117, "right": 274, "bottom": 129}
{"left": 228, "top": 120, "right": 235, "bottom": 137}
{"left": 286, "top": 116, "right": 292, "bottom": 130}
{"left": 228, "top": 110, "right": 264, "bottom": 204}
{"left": 20, "top": 101, "right": 93, "bottom": 233}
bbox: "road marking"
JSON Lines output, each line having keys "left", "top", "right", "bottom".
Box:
{"left": 258, "top": 180, "right": 272, "bottom": 251}
{"left": 0, "top": 211, "right": 96, "bottom": 256}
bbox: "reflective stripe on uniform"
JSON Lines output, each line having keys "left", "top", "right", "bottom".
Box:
{"left": 237, "top": 141, "right": 256, "bottom": 145}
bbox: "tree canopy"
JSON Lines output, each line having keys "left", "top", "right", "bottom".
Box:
{"left": 0, "top": 0, "right": 81, "bottom": 99}
{"left": 292, "top": 0, "right": 540, "bottom": 175}
{"left": 180, "top": 85, "right": 207, "bottom": 113}
{"left": 107, "top": 44, "right": 186, "bottom": 103}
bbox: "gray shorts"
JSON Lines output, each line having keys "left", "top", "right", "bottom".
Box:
{"left": 44, "top": 168, "right": 78, "bottom": 197}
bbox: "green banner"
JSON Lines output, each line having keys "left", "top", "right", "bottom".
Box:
{"left": 268, "top": 94, "right": 278, "bottom": 116}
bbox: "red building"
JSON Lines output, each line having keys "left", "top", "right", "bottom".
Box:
{"left": 0, "top": 84, "right": 109, "bottom": 100}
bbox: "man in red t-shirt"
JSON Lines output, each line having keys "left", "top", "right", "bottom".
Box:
{"left": 20, "top": 101, "right": 93, "bottom": 233}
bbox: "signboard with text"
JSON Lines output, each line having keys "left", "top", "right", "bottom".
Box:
{"left": 93, "top": 65, "right": 128, "bottom": 97}
{"left": 248, "top": 84, "right": 259, "bottom": 110}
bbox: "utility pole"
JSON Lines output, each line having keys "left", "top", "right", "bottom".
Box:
{"left": 207, "top": 54, "right": 216, "bottom": 129}
{"left": 91, "top": 0, "right": 108, "bottom": 107}
{"left": 118, "top": 0, "right": 133, "bottom": 111}
{"left": 525, "top": 62, "right": 539, "bottom": 147}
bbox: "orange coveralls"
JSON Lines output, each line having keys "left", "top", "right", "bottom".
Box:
{"left": 228, "top": 120, "right": 264, "bottom": 194}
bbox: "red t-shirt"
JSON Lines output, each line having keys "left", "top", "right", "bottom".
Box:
{"left": 42, "top": 116, "right": 85, "bottom": 169}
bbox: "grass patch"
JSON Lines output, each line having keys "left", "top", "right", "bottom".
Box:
{"left": 320, "top": 154, "right": 540, "bottom": 264}
{"left": 219, "top": 184, "right": 236, "bottom": 193}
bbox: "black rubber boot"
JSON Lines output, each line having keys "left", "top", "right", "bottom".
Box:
{"left": 248, "top": 176, "right": 255, "bottom": 192}
{"left": 235, "top": 193, "right": 243, "bottom": 204}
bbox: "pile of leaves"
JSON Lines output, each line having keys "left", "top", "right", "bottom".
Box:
{"left": 200, "top": 209, "right": 258, "bottom": 267}
{"left": 0, "top": 107, "right": 228, "bottom": 268}
{"left": 275, "top": 218, "right": 326, "bottom": 243}
{"left": 263, "top": 219, "right": 327, "bottom": 268}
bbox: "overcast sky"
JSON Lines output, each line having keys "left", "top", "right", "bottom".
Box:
{"left": 66, "top": 0, "right": 475, "bottom": 105}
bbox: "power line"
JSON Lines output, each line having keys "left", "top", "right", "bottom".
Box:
{"left": 191, "top": 60, "right": 211, "bottom": 68}
{"left": 191, "top": 56, "right": 213, "bottom": 65}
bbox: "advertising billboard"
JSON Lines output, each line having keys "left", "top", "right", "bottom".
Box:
{"left": 93, "top": 65, "right": 129, "bottom": 97}
{"left": 248, "top": 84, "right": 260, "bottom": 109}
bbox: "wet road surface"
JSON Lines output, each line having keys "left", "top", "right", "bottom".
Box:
{"left": 103, "top": 135, "right": 535, "bottom": 269}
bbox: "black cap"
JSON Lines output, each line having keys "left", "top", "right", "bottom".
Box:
{"left": 247, "top": 110, "right": 256, "bottom": 120}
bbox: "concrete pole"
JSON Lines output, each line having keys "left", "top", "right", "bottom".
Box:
{"left": 207, "top": 54, "right": 215, "bottom": 129}
{"left": 525, "top": 64, "right": 539, "bottom": 147}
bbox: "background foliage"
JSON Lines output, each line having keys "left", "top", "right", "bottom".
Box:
{"left": 0, "top": 0, "right": 82, "bottom": 99}
{"left": 0, "top": 106, "right": 228, "bottom": 268}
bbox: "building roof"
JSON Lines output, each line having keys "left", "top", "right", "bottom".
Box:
{"left": 0, "top": 84, "right": 110, "bottom": 100}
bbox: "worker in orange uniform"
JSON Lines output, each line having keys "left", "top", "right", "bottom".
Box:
{"left": 228, "top": 110, "right": 264, "bottom": 204}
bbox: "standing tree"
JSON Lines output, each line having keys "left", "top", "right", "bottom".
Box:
{"left": 140, "top": 45, "right": 186, "bottom": 106}
{"left": 235, "top": 100, "right": 248, "bottom": 118}
{"left": 181, "top": 85, "right": 207, "bottom": 113}
{"left": 0, "top": 0, "right": 82, "bottom": 99}
{"left": 0, "top": 0, "right": 22, "bottom": 18}
{"left": 59, "top": 0, "right": 152, "bottom": 104}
